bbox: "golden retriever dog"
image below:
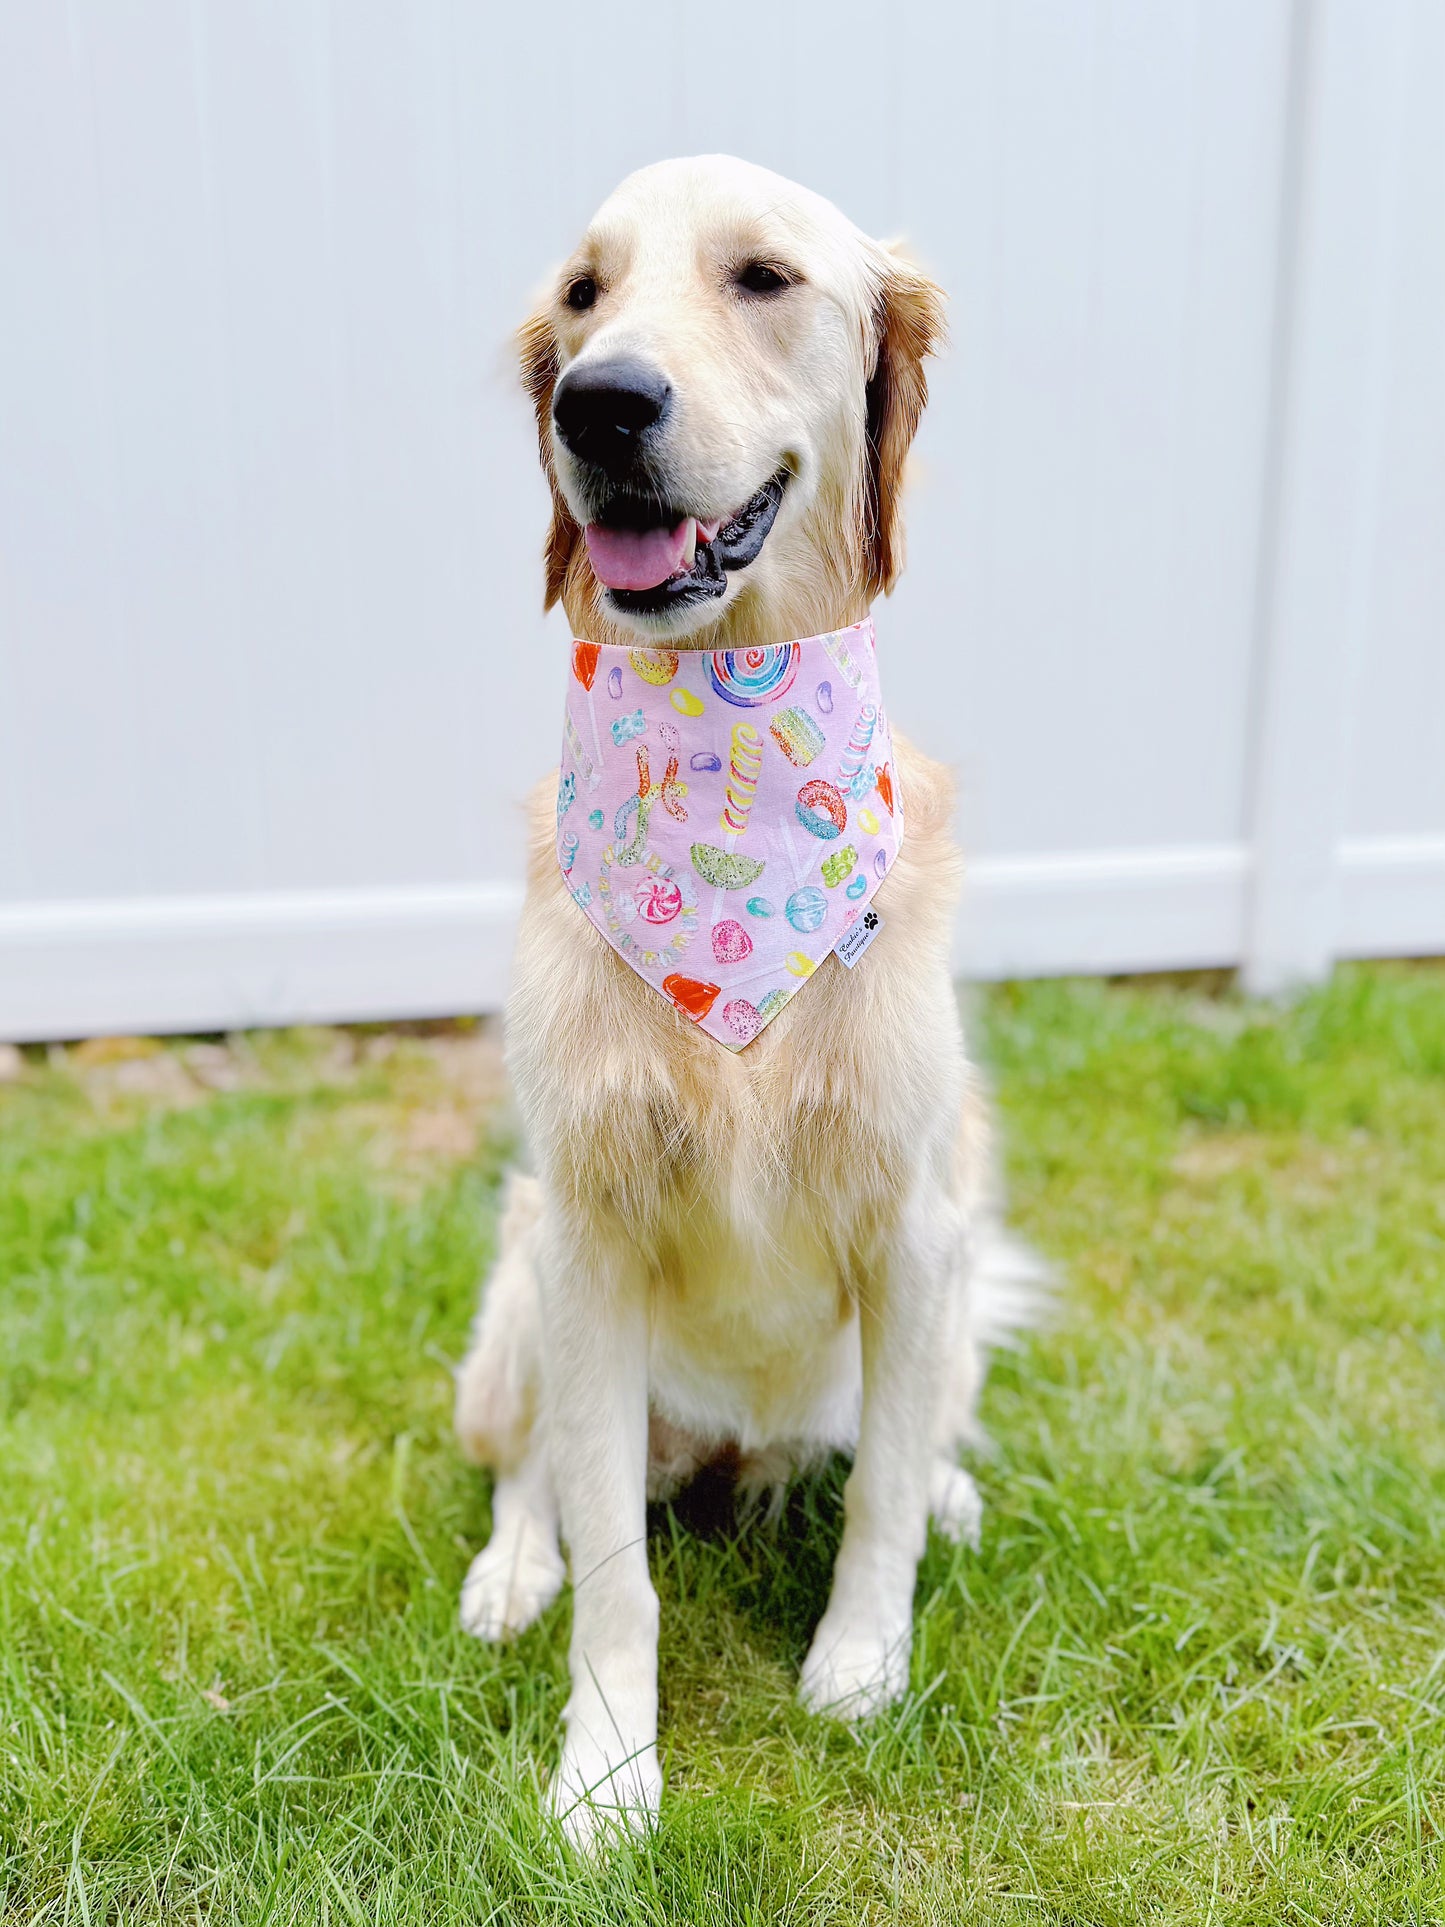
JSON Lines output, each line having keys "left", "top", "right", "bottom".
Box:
{"left": 453, "top": 155, "right": 1041, "bottom": 1846}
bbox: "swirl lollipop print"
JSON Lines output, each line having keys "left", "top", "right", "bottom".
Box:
{"left": 709, "top": 644, "right": 800, "bottom": 707}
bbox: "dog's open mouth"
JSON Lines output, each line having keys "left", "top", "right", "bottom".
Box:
{"left": 584, "top": 469, "right": 789, "bottom": 616}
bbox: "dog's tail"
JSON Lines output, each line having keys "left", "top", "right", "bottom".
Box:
{"left": 940, "top": 1217, "right": 1054, "bottom": 1455}
{"left": 970, "top": 1217, "right": 1055, "bottom": 1352}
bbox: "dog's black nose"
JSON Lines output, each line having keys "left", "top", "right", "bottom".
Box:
{"left": 552, "top": 358, "right": 672, "bottom": 475}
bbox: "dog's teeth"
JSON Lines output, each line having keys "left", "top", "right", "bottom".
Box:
{"left": 680, "top": 519, "right": 697, "bottom": 570}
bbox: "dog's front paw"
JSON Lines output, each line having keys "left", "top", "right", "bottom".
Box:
{"left": 799, "top": 1608, "right": 911, "bottom": 1721}
{"left": 547, "top": 1732, "right": 661, "bottom": 1851}
{"left": 459, "top": 1533, "right": 565, "bottom": 1642}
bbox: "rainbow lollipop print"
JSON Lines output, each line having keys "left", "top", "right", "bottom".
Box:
{"left": 709, "top": 644, "right": 800, "bottom": 707}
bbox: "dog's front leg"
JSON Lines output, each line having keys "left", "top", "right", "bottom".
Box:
{"left": 800, "top": 1185, "right": 957, "bottom": 1720}
{"left": 538, "top": 1208, "right": 659, "bottom": 1846}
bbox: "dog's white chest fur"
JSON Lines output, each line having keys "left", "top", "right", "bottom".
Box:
{"left": 646, "top": 1191, "right": 863, "bottom": 1454}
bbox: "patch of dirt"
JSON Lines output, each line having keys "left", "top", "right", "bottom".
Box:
{"left": 351, "top": 1027, "right": 510, "bottom": 1191}
{"left": 1171, "top": 1129, "right": 1382, "bottom": 1206}
{"left": 21, "top": 1023, "right": 511, "bottom": 1177}
{"left": 1171, "top": 1134, "right": 1263, "bottom": 1182}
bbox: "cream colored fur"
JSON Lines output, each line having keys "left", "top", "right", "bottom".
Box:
{"left": 453, "top": 156, "right": 1042, "bottom": 1848}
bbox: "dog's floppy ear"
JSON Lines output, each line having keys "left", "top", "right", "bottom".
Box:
{"left": 863, "top": 247, "right": 947, "bottom": 598}
{"left": 518, "top": 305, "right": 582, "bottom": 611}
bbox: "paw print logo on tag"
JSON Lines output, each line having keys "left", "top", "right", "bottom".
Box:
{"left": 834, "top": 905, "right": 884, "bottom": 970}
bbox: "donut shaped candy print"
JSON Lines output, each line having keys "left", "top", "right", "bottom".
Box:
{"left": 795, "top": 779, "right": 847, "bottom": 840}
{"left": 629, "top": 648, "right": 678, "bottom": 686}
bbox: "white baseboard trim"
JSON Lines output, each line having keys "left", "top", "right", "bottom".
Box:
{"left": 955, "top": 844, "right": 1252, "bottom": 978}
{"left": 1336, "top": 835, "right": 1445, "bottom": 958}
{"left": 0, "top": 884, "right": 522, "bottom": 1042}
{"left": 1, "top": 836, "right": 1439, "bottom": 1041}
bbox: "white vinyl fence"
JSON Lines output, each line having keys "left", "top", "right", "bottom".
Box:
{"left": 1, "top": 0, "right": 1441, "bottom": 1040}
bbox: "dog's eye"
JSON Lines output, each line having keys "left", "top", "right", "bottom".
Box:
{"left": 736, "top": 262, "right": 792, "bottom": 296}
{"left": 565, "top": 276, "right": 598, "bottom": 312}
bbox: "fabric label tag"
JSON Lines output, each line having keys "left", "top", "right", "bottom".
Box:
{"left": 835, "top": 909, "right": 884, "bottom": 969}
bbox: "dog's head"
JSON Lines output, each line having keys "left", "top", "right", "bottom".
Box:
{"left": 520, "top": 156, "right": 945, "bottom": 645}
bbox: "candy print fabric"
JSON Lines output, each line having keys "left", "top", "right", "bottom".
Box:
{"left": 555, "top": 617, "right": 904, "bottom": 1049}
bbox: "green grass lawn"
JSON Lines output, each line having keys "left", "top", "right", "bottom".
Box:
{"left": 2, "top": 967, "right": 1444, "bottom": 1924}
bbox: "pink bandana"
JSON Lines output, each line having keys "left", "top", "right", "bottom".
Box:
{"left": 554, "top": 617, "right": 904, "bottom": 1048}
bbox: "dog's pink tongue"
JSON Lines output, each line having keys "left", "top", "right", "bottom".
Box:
{"left": 585, "top": 517, "right": 695, "bottom": 591}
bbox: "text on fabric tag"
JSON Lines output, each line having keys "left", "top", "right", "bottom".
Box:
{"left": 835, "top": 909, "right": 884, "bottom": 968}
